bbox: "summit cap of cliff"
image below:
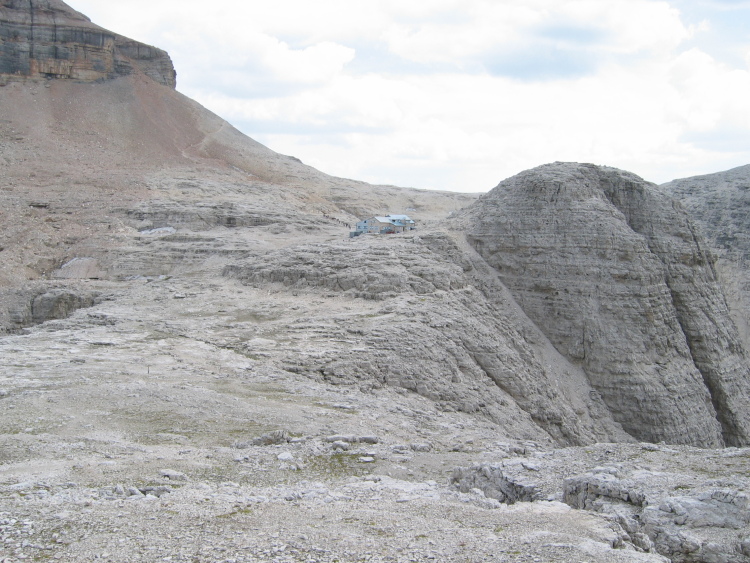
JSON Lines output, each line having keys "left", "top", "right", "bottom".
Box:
{"left": 0, "top": 0, "right": 176, "bottom": 86}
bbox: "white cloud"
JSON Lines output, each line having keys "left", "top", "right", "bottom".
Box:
{"left": 260, "top": 41, "right": 355, "bottom": 85}
{"left": 667, "top": 49, "right": 750, "bottom": 131}
{"left": 66, "top": 0, "right": 750, "bottom": 190}
{"left": 376, "top": 0, "right": 691, "bottom": 67}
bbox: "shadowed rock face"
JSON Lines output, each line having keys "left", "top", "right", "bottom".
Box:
{"left": 0, "top": 0, "right": 175, "bottom": 86}
{"left": 661, "top": 165, "right": 750, "bottom": 348}
{"left": 459, "top": 162, "right": 750, "bottom": 447}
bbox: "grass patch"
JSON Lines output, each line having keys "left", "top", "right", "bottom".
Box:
{"left": 114, "top": 407, "right": 268, "bottom": 448}
{"left": 216, "top": 507, "right": 253, "bottom": 519}
{"left": 305, "top": 453, "right": 370, "bottom": 479}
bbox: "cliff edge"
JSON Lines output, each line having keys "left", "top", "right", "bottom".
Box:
{"left": 0, "top": 0, "right": 175, "bottom": 86}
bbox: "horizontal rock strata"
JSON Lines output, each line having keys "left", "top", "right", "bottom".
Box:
{"left": 0, "top": 285, "right": 99, "bottom": 332}
{"left": 661, "top": 165, "right": 750, "bottom": 348}
{"left": 661, "top": 165, "right": 750, "bottom": 262}
{"left": 224, "top": 232, "right": 631, "bottom": 446}
{"left": 0, "top": 0, "right": 175, "bottom": 86}
{"left": 458, "top": 162, "right": 750, "bottom": 447}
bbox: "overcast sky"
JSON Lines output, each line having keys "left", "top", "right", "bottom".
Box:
{"left": 67, "top": 0, "right": 750, "bottom": 192}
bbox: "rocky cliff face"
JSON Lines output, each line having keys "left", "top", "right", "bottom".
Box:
{"left": 661, "top": 165, "right": 750, "bottom": 347}
{"left": 0, "top": 0, "right": 175, "bottom": 86}
{"left": 457, "top": 162, "right": 750, "bottom": 447}
{"left": 661, "top": 165, "right": 750, "bottom": 257}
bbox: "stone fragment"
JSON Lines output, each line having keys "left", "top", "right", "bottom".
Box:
{"left": 325, "top": 435, "right": 358, "bottom": 444}
{"left": 52, "top": 257, "right": 104, "bottom": 280}
{"left": 359, "top": 436, "right": 380, "bottom": 444}
{"left": 138, "top": 485, "right": 172, "bottom": 497}
{"left": 251, "top": 430, "right": 289, "bottom": 446}
{"left": 159, "top": 469, "right": 187, "bottom": 481}
{"left": 127, "top": 487, "right": 144, "bottom": 497}
{"left": 19, "top": 289, "right": 99, "bottom": 327}
{"left": 450, "top": 464, "right": 541, "bottom": 504}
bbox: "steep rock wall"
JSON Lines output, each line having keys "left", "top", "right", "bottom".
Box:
{"left": 661, "top": 165, "right": 750, "bottom": 347}
{"left": 0, "top": 0, "right": 175, "bottom": 86}
{"left": 458, "top": 162, "right": 750, "bottom": 447}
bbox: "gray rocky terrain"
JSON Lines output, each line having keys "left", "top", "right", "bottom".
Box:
{"left": 661, "top": 166, "right": 750, "bottom": 351}
{"left": 2, "top": 1, "right": 750, "bottom": 561}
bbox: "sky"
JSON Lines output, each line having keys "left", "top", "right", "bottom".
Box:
{"left": 66, "top": 0, "right": 750, "bottom": 193}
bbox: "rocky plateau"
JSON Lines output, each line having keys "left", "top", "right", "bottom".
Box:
{"left": 2, "top": 1, "right": 750, "bottom": 562}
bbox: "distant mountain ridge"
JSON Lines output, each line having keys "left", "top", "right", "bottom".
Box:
{"left": 0, "top": 0, "right": 175, "bottom": 86}
{"left": 661, "top": 165, "right": 750, "bottom": 262}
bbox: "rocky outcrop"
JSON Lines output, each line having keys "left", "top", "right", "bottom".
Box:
{"left": 1, "top": 285, "right": 99, "bottom": 332}
{"left": 458, "top": 162, "right": 750, "bottom": 447}
{"left": 0, "top": 0, "right": 175, "bottom": 86}
{"left": 224, "top": 232, "right": 632, "bottom": 446}
{"left": 449, "top": 443, "right": 750, "bottom": 561}
{"left": 450, "top": 463, "right": 542, "bottom": 504}
{"left": 565, "top": 467, "right": 750, "bottom": 562}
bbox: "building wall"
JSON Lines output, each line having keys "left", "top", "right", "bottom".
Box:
{"left": 355, "top": 216, "right": 416, "bottom": 234}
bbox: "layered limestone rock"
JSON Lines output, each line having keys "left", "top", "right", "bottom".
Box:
{"left": 0, "top": 284, "right": 99, "bottom": 332}
{"left": 661, "top": 165, "right": 750, "bottom": 347}
{"left": 457, "top": 162, "right": 750, "bottom": 447}
{"left": 0, "top": 0, "right": 175, "bottom": 86}
{"left": 224, "top": 232, "right": 632, "bottom": 446}
{"left": 661, "top": 165, "right": 750, "bottom": 259}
